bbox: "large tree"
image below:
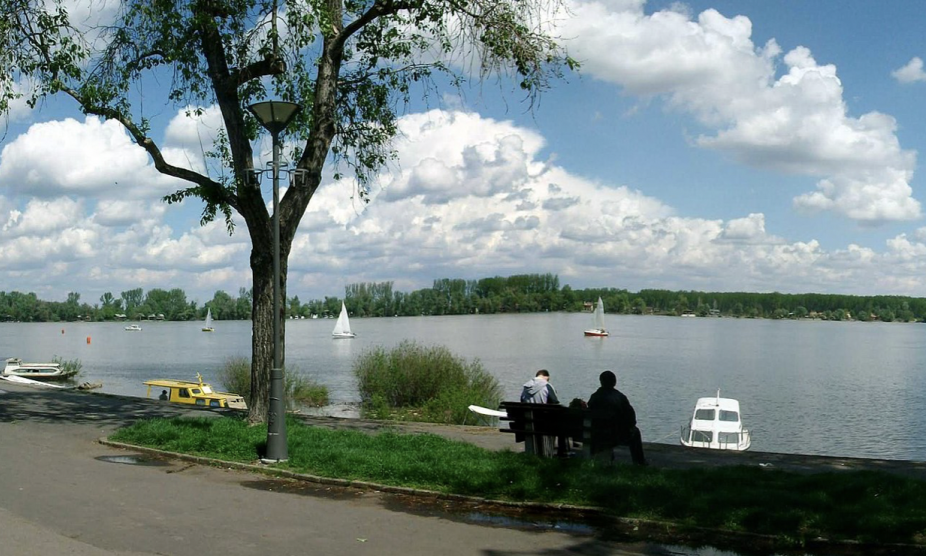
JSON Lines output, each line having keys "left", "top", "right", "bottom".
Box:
{"left": 1, "top": 0, "right": 574, "bottom": 423}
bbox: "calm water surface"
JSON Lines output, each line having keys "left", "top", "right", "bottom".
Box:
{"left": 3, "top": 314, "right": 924, "bottom": 461}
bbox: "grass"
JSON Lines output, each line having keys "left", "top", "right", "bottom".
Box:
{"left": 110, "top": 415, "right": 926, "bottom": 548}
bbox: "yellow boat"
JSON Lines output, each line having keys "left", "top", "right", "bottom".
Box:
{"left": 144, "top": 373, "right": 247, "bottom": 410}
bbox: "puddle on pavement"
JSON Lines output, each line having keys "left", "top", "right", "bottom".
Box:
{"left": 96, "top": 454, "right": 172, "bottom": 466}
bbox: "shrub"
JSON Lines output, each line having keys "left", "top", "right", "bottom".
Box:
{"left": 218, "top": 356, "right": 329, "bottom": 408}
{"left": 354, "top": 340, "right": 502, "bottom": 424}
{"left": 288, "top": 373, "right": 329, "bottom": 407}
{"left": 218, "top": 356, "right": 251, "bottom": 397}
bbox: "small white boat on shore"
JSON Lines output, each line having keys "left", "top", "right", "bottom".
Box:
{"left": 680, "top": 391, "right": 751, "bottom": 451}
{"left": 2, "top": 357, "right": 75, "bottom": 380}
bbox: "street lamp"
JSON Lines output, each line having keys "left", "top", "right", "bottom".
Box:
{"left": 248, "top": 100, "right": 302, "bottom": 463}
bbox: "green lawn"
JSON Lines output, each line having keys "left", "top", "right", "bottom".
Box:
{"left": 110, "top": 416, "right": 926, "bottom": 548}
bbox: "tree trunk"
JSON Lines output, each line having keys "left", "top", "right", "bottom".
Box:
{"left": 247, "top": 248, "right": 287, "bottom": 424}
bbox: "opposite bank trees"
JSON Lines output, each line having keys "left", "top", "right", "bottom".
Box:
{"left": 1, "top": 0, "right": 574, "bottom": 423}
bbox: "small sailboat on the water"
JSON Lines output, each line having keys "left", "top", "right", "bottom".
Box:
{"left": 584, "top": 297, "right": 609, "bottom": 337}
{"left": 332, "top": 301, "right": 355, "bottom": 339}
{"left": 202, "top": 308, "right": 214, "bottom": 332}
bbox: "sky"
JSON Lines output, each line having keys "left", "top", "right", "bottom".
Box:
{"left": 3, "top": 0, "right": 926, "bottom": 305}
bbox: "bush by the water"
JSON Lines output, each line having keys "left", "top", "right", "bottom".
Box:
{"left": 52, "top": 356, "right": 82, "bottom": 379}
{"left": 354, "top": 340, "right": 502, "bottom": 424}
{"left": 218, "top": 356, "right": 329, "bottom": 408}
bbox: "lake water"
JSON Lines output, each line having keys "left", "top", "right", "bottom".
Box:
{"left": 3, "top": 314, "right": 925, "bottom": 461}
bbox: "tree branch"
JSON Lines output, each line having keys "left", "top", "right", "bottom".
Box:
{"left": 232, "top": 55, "right": 286, "bottom": 86}
{"left": 59, "top": 86, "right": 235, "bottom": 209}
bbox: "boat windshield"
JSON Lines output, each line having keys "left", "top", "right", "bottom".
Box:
{"left": 201, "top": 386, "right": 214, "bottom": 393}
{"left": 719, "top": 410, "right": 739, "bottom": 422}
{"left": 694, "top": 409, "right": 715, "bottom": 420}
{"left": 691, "top": 430, "right": 712, "bottom": 442}
{"left": 718, "top": 432, "right": 740, "bottom": 444}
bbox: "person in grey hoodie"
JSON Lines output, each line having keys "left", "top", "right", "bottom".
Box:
{"left": 520, "top": 369, "right": 560, "bottom": 404}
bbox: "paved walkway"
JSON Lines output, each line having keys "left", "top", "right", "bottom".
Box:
{"left": 2, "top": 380, "right": 925, "bottom": 556}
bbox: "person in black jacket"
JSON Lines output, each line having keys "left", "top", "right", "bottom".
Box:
{"left": 587, "top": 370, "right": 647, "bottom": 465}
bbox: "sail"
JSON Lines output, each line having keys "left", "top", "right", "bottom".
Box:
{"left": 205, "top": 309, "right": 213, "bottom": 328}
{"left": 593, "top": 298, "right": 606, "bottom": 330}
{"left": 332, "top": 302, "right": 352, "bottom": 336}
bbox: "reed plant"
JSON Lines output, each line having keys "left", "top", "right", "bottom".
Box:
{"left": 52, "top": 355, "right": 82, "bottom": 379}
{"left": 353, "top": 340, "right": 502, "bottom": 424}
{"left": 112, "top": 415, "right": 926, "bottom": 549}
{"left": 218, "top": 356, "right": 329, "bottom": 408}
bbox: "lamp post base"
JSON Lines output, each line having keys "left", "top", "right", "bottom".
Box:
{"left": 263, "top": 366, "right": 288, "bottom": 462}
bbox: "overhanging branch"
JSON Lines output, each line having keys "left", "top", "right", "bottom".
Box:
{"left": 59, "top": 86, "right": 236, "bottom": 210}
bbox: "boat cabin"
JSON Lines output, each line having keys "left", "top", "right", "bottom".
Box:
{"left": 680, "top": 392, "right": 751, "bottom": 451}
{"left": 144, "top": 374, "right": 247, "bottom": 409}
{"left": 3, "top": 357, "right": 68, "bottom": 379}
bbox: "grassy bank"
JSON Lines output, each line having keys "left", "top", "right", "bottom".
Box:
{"left": 110, "top": 416, "right": 926, "bottom": 549}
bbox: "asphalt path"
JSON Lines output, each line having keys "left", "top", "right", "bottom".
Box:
{"left": 0, "top": 382, "right": 687, "bottom": 556}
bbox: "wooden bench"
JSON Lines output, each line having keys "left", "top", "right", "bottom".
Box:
{"left": 498, "top": 401, "right": 590, "bottom": 458}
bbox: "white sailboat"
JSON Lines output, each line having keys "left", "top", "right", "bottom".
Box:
{"left": 202, "top": 308, "right": 214, "bottom": 332}
{"left": 584, "top": 297, "right": 609, "bottom": 337}
{"left": 332, "top": 301, "right": 356, "bottom": 339}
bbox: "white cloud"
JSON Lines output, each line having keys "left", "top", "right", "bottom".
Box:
{"left": 721, "top": 213, "right": 770, "bottom": 242}
{"left": 558, "top": 0, "right": 921, "bottom": 224}
{"left": 892, "top": 57, "right": 926, "bottom": 84}
{"left": 93, "top": 200, "right": 167, "bottom": 227}
{"left": 1, "top": 106, "right": 926, "bottom": 302}
{"left": 0, "top": 116, "right": 182, "bottom": 199}
{"left": 1, "top": 197, "right": 85, "bottom": 238}
{"left": 164, "top": 105, "right": 226, "bottom": 152}
{"left": 281, "top": 109, "right": 926, "bottom": 297}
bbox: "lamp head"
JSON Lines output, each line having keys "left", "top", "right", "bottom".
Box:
{"left": 248, "top": 101, "right": 302, "bottom": 135}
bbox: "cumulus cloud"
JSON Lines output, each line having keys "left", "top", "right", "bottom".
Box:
{"left": 892, "top": 57, "right": 926, "bottom": 84}
{"left": 557, "top": 0, "right": 920, "bottom": 223}
{"left": 280, "top": 109, "right": 926, "bottom": 297}
{"left": 1, "top": 106, "right": 926, "bottom": 302}
{"left": 0, "top": 116, "right": 183, "bottom": 199}
{"left": 93, "top": 200, "right": 167, "bottom": 227}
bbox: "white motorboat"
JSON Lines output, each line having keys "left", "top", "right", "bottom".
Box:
{"left": 584, "top": 297, "right": 609, "bottom": 337}
{"left": 680, "top": 391, "right": 751, "bottom": 451}
{"left": 202, "top": 309, "right": 214, "bottom": 332}
{"left": 125, "top": 323, "right": 143, "bottom": 331}
{"left": 2, "top": 357, "right": 75, "bottom": 380}
{"left": 332, "top": 301, "right": 355, "bottom": 338}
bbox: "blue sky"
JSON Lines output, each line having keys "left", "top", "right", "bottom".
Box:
{"left": 3, "top": 0, "right": 926, "bottom": 305}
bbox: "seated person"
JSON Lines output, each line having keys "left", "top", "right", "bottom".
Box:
{"left": 587, "top": 370, "right": 647, "bottom": 465}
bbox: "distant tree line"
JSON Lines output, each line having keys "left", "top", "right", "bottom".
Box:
{"left": 0, "top": 287, "right": 252, "bottom": 322}
{"left": 2, "top": 274, "right": 926, "bottom": 323}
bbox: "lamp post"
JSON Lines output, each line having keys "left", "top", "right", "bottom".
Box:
{"left": 248, "top": 100, "right": 302, "bottom": 463}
